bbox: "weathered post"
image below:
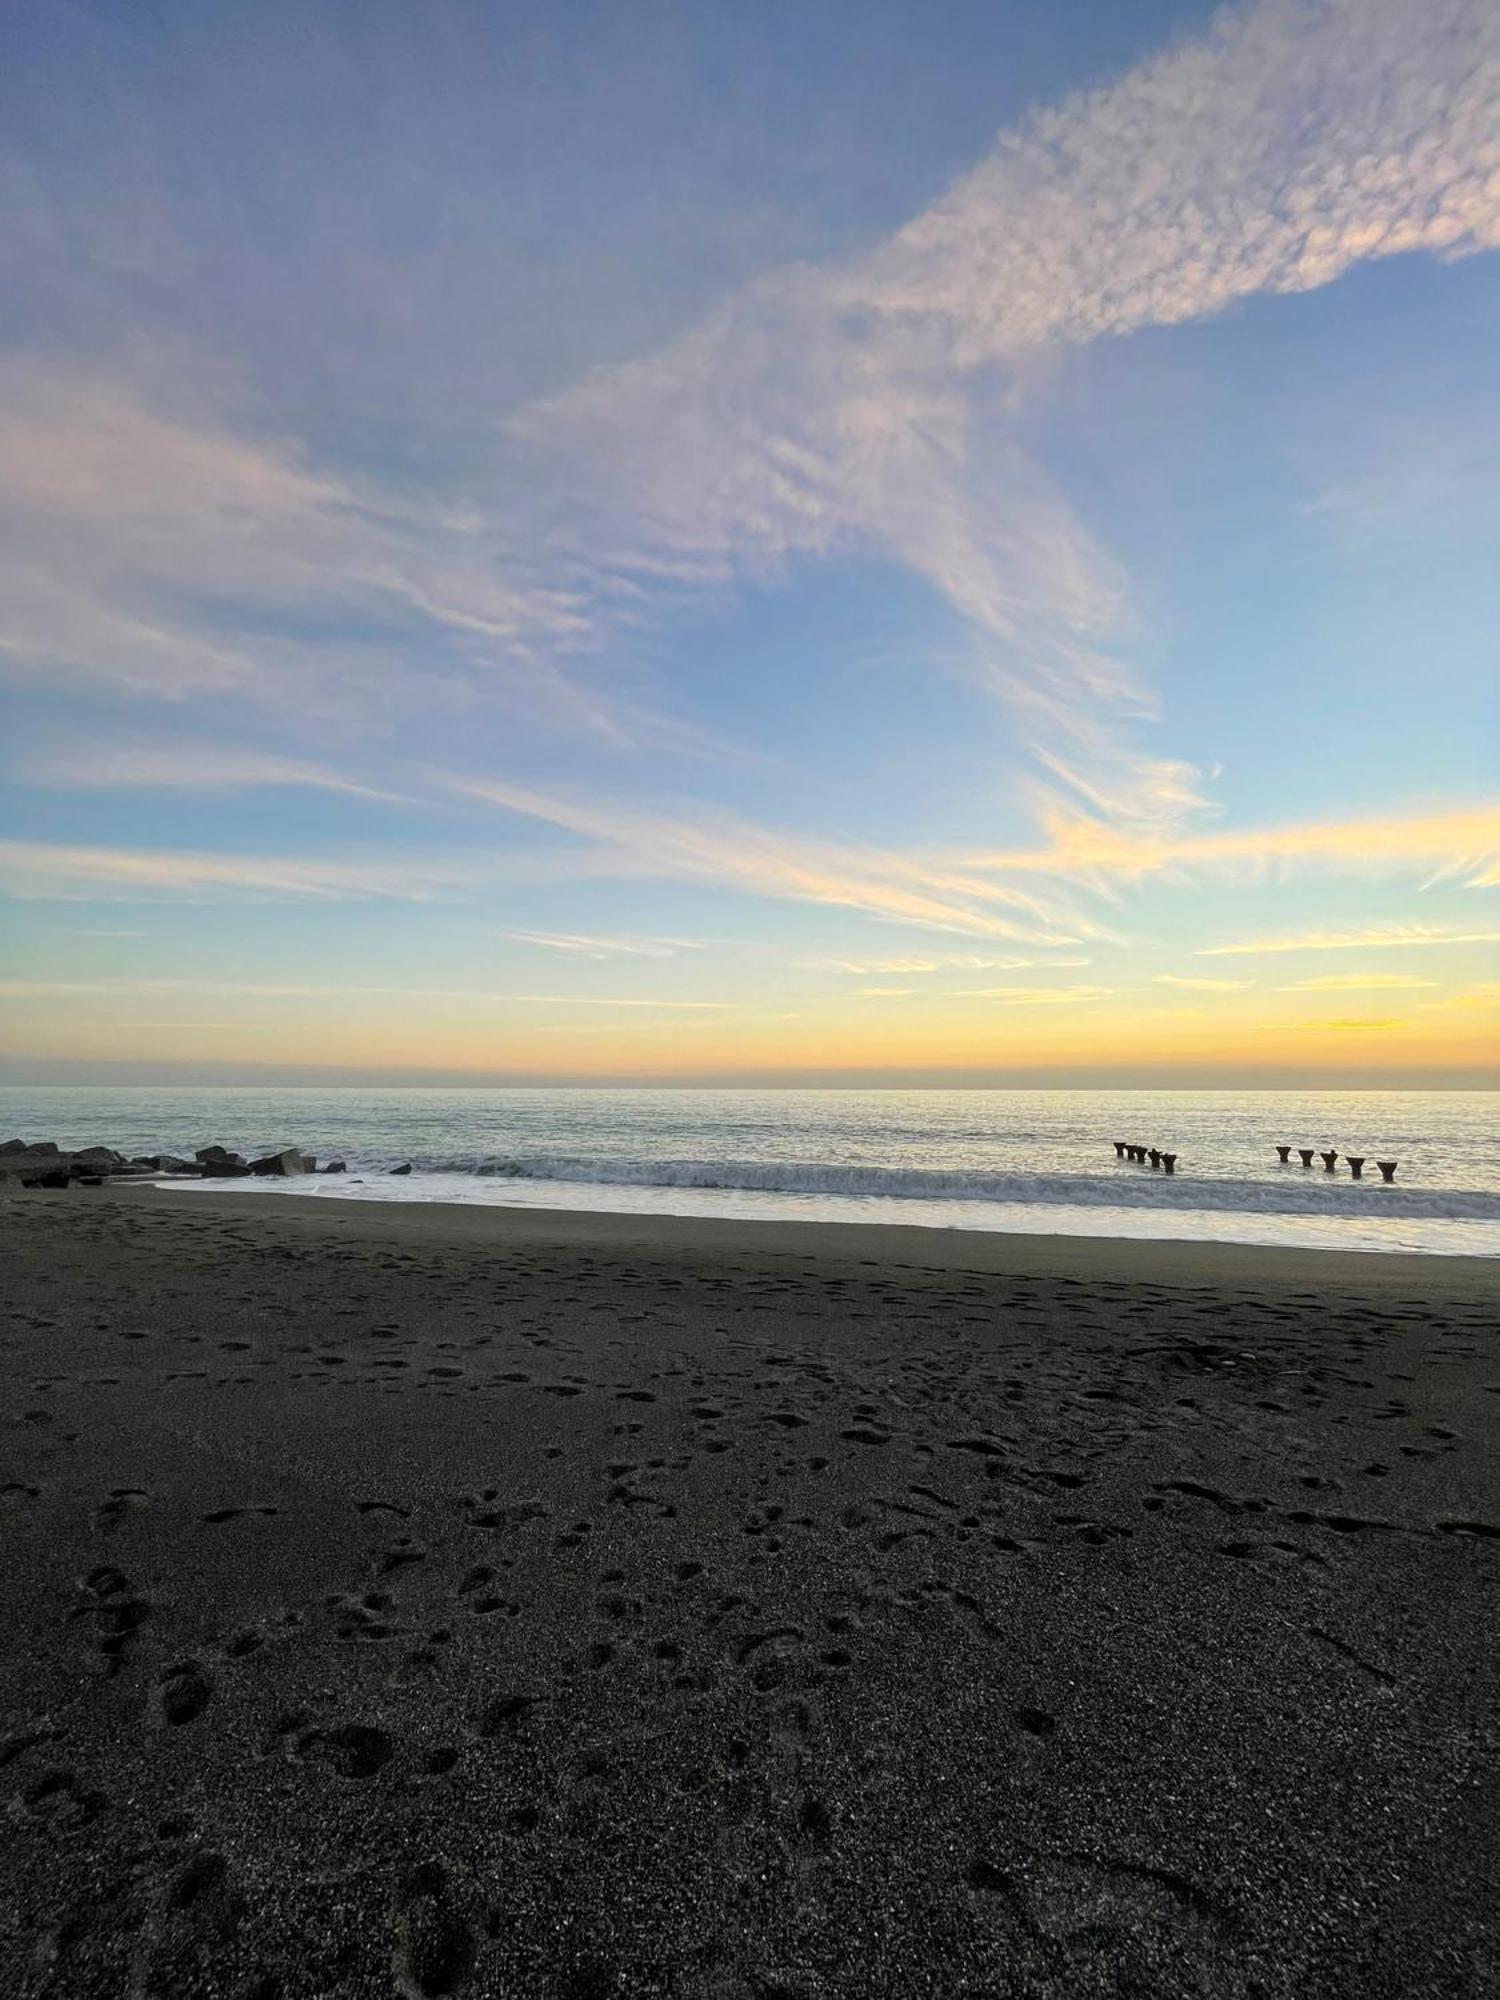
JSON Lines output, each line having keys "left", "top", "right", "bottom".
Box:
{"left": 1113, "top": 1141, "right": 1127, "bottom": 1158}
{"left": 1346, "top": 1157, "right": 1365, "bottom": 1179}
{"left": 1376, "top": 1160, "right": 1398, "bottom": 1183}
{"left": 1162, "top": 1153, "right": 1177, "bottom": 1174}
{"left": 1320, "top": 1150, "right": 1338, "bottom": 1171}
{"left": 1298, "top": 1149, "right": 1315, "bottom": 1168}
{"left": 1276, "top": 1145, "right": 1292, "bottom": 1163}
{"left": 1148, "top": 1148, "right": 1161, "bottom": 1169}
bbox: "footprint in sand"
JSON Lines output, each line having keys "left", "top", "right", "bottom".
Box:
{"left": 158, "top": 1660, "right": 214, "bottom": 1726}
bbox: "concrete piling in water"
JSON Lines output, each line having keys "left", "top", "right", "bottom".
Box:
{"left": 1298, "top": 1149, "right": 1315, "bottom": 1168}
{"left": 1320, "top": 1150, "right": 1338, "bottom": 1171}
{"left": 1377, "top": 1160, "right": 1398, "bottom": 1183}
{"left": 1148, "top": 1148, "right": 1161, "bottom": 1169}
{"left": 1113, "top": 1141, "right": 1127, "bottom": 1158}
{"left": 1276, "top": 1145, "right": 1291, "bottom": 1163}
{"left": 1346, "top": 1157, "right": 1365, "bottom": 1179}
{"left": 1162, "top": 1153, "right": 1177, "bottom": 1174}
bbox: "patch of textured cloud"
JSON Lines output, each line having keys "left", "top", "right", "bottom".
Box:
{"left": 512, "top": 0, "right": 1499, "bottom": 827}
{"left": 863, "top": 0, "right": 1500, "bottom": 349}
{"left": 0, "top": 361, "right": 606, "bottom": 730}
{"left": 451, "top": 775, "right": 1099, "bottom": 944}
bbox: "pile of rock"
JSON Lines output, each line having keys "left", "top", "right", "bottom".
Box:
{"left": 0, "top": 1138, "right": 350, "bottom": 1191}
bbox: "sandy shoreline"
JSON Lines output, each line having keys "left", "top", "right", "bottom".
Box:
{"left": 2, "top": 1187, "right": 1497, "bottom": 1996}
{"left": 119, "top": 1178, "right": 1500, "bottom": 1291}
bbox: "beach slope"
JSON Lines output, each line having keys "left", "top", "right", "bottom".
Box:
{"left": 1, "top": 1189, "right": 1496, "bottom": 1997}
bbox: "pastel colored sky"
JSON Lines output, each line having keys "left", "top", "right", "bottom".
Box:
{"left": 3, "top": 0, "right": 1498, "bottom": 1085}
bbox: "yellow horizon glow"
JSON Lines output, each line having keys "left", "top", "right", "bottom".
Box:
{"left": 5, "top": 976, "right": 1497, "bottom": 1079}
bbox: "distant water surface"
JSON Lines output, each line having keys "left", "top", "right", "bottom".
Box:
{"left": 3, "top": 1086, "right": 1497, "bottom": 1257}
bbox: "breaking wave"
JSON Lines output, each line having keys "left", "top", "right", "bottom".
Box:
{"left": 380, "top": 1153, "right": 1500, "bottom": 1222}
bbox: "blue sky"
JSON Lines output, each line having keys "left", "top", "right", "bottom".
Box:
{"left": 2, "top": 0, "right": 1498, "bottom": 1084}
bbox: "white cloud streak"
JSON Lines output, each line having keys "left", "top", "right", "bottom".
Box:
{"left": 1198, "top": 923, "right": 1500, "bottom": 956}
{"left": 449, "top": 775, "right": 1098, "bottom": 943}
{"left": 0, "top": 979, "right": 740, "bottom": 1010}
{"left": 821, "top": 952, "right": 1092, "bottom": 974}
{"left": 0, "top": 360, "right": 609, "bottom": 734}
{"left": 34, "top": 741, "right": 412, "bottom": 802}
{"left": 500, "top": 928, "right": 702, "bottom": 960}
{"left": 960, "top": 801, "right": 1500, "bottom": 905}
{"left": 0, "top": 840, "right": 474, "bottom": 903}
{"left": 510, "top": 0, "right": 1500, "bottom": 828}
{"left": 1282, "top": 972, "right": 1441, "bottom": 990}
{"left": 945, "top": 984, "right": 1115, "bottom": 1005}
{"left": 1154, "top": 974, "right": 1254, "bottom": 990}
{"left": 5, "top": 0, "right": 1491, "bottom": 850}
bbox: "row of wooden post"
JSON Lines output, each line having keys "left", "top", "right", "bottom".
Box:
{"left": 1112, "top": 1142, "right": 1176, "bottom": 1174}
{"left": 1109, "top": 1142, "right": 1402, "bottom": 1182}
{"left": 1275, "top": 1146, "right": 1397, "bottom": 1182}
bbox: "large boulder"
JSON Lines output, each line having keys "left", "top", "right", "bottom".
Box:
{"left": 195, "top": 1144, "right": 244, "bottom": 1166}
{"left": 390, "top": 1161, "right": 413, "bottom": 1176}
{"left": 322, "top": 1160, "right": 347, "bottom": 1174}
{"left": 0, "top": 1138, "right": 32, "bottom": 1156}
{"left": 199, "top": 1158, "right": 253, "bottom": 1178}
{"left": 71, "top": 1146, "right": 128, "bottom": 1171}
{"left": 24, "top": 1167, "right": 72, "bottom": 1190}
{"left": 249, "top": 1148, "right": 307, "bottom": 1177}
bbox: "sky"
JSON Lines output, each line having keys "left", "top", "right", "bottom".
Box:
{"left": 2, "top": 0, "right": 1498, "bottom": 1087}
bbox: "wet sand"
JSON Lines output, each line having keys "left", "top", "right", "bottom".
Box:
{"left": 2, "top": 1186, "right": 1497, "bottom": 1997}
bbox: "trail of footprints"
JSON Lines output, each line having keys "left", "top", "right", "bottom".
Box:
{"left": 3, "top": 1204, "right": 1497, "bottom": 1993}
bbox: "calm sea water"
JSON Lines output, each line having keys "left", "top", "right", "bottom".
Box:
{"left": 4, "top": 1084, "right": 1498, "bottom": 1257}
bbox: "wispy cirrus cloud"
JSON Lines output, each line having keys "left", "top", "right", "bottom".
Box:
{"left": 821, "top": 952, "right": 1092, "bottom": 974}
{"left": 1154, "top": 974, "right": 1253, "bottom": 991}
{"left": 510, "top": 0, "right": 1500, "bottom": 828}
{"left": 450, "top": 774, "right": 1096, "bottom": 943}
{"left": 1282, "top": 972, "right": 1440, "bottom": 991}
{"left": 963, "top": 802, "right": 1500, "bottom": 890}
{"left": 5, "top": 0, "right": 1492, "bottom": 848}
{"left": 1198, "top": 923, "right": 1500, "bottom": 958}
{"left": 501, "top": 928, "right": 703, "bottom": 960}
{"left": 947, "top": 984, "right": 1114, "bottom": 1006}
{"left": 0, "top": 360, "right": 608, "bottom": 735}
{"left": 1296, "top": 1016, "right": 1409, "bottom": 1032}
{"left": 33, "top": 741, "right": 412, "bottom": 803}
{"left": 0, "top": 840, "right": 475, "bottom": 903}
{"left": 0, "top": 979, "right": 739, "bottom": 1010}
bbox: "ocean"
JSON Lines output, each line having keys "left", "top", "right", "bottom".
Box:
{"left": 4, "top": 1083, "right": 1498, "bottom": 1258}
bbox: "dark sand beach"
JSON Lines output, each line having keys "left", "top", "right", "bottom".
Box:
{"left": 2, "top": 1186, "right": 1496, "bottom": 1998}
